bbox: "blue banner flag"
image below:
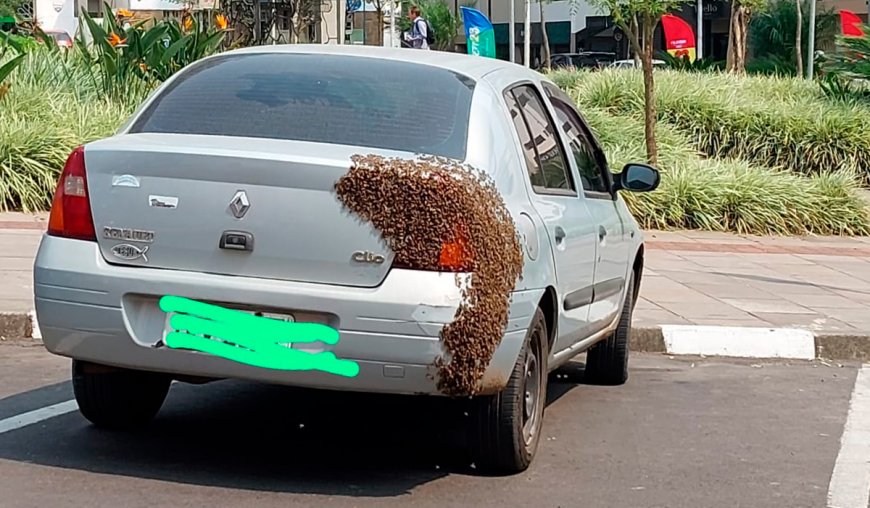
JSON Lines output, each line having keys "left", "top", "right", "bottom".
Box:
{"left": 460, "top": 6, "right": 496, "bottom": 59}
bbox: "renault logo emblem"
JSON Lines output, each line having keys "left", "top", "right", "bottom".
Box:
{"left": 229, "top": 191, "right": 250, "bottom": 219}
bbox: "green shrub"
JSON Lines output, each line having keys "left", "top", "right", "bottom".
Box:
{"left": 581, "top": 106, "right": 870, "bottom": 235}
{"left": 76, "top": 4, "right": 227, "bottom": 98}
{"left": 819, "top": 28, "right": 870, "bottom": 103}
{"left": 564, "top": 69, "right": 870, "bottom": 180}
{"left": 0, "top": 47, "right": 142, "bottom": 211}
{"left": 0, "top": 4, "right": 227, "bottom": 211}
{"left": 0, "top": 30, "right": 24, "bottom": 95}
{"left": 748, "top": 0, "right": 840, "bottom": 76}
{"left": 659, "top": 53, "right": 724, "bottom": 72}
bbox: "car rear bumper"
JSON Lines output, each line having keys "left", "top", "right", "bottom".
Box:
{"left": 34, "top": 235, "right": 542, "bottom": 396}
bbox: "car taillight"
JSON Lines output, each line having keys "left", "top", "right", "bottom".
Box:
{"left": 47, "top": 146, "right": 96, "bottom": 241}
{"left": 393, "top": 225, "right": 474, "bottom": 272}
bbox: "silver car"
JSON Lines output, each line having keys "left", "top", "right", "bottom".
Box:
{"left": 34, "top": 45, "right": 659, "bottom": 473}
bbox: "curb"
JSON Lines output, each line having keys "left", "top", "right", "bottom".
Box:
{"left": 2, "top": 312, "right": 869, "bottom": 361}
{"left": 630, "top": 325, "right": 870, "bottom": 362}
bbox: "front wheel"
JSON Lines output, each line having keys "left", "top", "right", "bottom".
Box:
{"left": 72, "top": 360, "right": 171, "bottom": 429}
{"left": 469, "top": 307, "right": 549, "bottom": 473}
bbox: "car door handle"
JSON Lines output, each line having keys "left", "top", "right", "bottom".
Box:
{"left": 554, "top": 226, "right": 566, "bottom": 243}
{"left": 598, "top": 226, "right": 607, "bottom": 241}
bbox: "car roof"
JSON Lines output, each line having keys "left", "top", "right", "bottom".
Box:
{"left": 223, "top": 43, "right": 539, "bottom": 83}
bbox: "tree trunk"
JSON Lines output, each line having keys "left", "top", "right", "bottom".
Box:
{"left": 795, "top": 0, "right": 803, "bottom": 77}
{"left": 290, "top": 17, "right": 300, "bottom": 43}
{"left": 641, "top": 15, "right": 658, "bottom": 165}
{"left": 289, "top": 1, "right": 301, "bottom": 43}
{"left": 540, "top": 1, "right": 551, "bottom": 71}
{"left": 631, "top": 15, "right": 641, "bottom": 65}
{"left": 726, "top": 1, "right": 748, "bottom": 73}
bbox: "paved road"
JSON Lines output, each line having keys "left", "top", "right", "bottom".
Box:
{"left": 0, "top": 345, "right": 866, "bottom": 508}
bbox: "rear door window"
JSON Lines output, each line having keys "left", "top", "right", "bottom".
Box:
{"left": 506, "top": 84, "right": 575, "bottom": 194}
{"left": 131, "top": 53, "right": 475, "bottom": 160}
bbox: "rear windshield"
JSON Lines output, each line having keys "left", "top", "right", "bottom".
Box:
{"left": 131, "top": 53, "right": 476, "bottom": 160}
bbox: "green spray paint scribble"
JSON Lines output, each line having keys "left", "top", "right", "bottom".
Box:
{"left": 158, "top": 295, "right": 360, "bottom": 378}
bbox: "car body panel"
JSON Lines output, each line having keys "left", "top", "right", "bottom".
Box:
{"left": 86, "top": 134, "right": 404, "bottom": 288}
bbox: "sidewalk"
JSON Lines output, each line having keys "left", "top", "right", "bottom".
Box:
{"left": 637, "top": 230, "right": 870, "bottom": 334}
{"left": 2, "top": 214, "right": 870, "bottom": 356}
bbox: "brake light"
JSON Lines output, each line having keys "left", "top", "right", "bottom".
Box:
{"left": 438, "top": 235, "right": 472, "bottom": 272}
{"left": 393, "top": 224, "right": 474, "bottom": 272}
{"left": 48, "top": 146, "right": 97, "bottom": 241}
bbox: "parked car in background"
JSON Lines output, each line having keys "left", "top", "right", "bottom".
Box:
{"left": 35, "top": 44, "right": 659, "bottom": 473}
{"left": 42, "top": 29, "right": 73, "bottom": 48}
{"left": 545, "top": 52, "right": 617, "bottom": 70}
{"left": 610, "top": 59, "right": 667, "bottom": 69}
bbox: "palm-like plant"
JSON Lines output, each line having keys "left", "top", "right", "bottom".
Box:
{"left": 76, "top": 3, "right": 228, "bottom": 97}
{"left": 749, "top": 0, "right": 838, "bottom": 75}
{"left": 0, "top": 30, "right": 24, "bottom": 99}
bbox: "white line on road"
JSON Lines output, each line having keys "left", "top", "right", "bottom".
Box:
{"left": 0, "top": 400, "right": 78, "bottom": 435}
{"left": 827, "top": 365, "right": 870, "bottom": 508}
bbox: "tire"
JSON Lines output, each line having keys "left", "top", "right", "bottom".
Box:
{"left": 470, "top": 307, "right": 549, "bottom": 474}
{"left": 72, "top": 360, "right": 172, "bottom": 429}
{"left": 585, "top": 273, "right": 635, "bottom": 386}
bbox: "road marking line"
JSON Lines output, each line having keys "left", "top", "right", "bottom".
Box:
{"left": 661, "top": 325, "right": 816, "bottom": 359}
{"left": 0, "top": 400, "right": 78, "bottom": 435}
{"left": 827, "top": 365, "right": 870, "bottom": 508}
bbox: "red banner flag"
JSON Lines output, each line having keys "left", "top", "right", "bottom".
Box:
{"left": 840, "top": 10, "right": 864, "bottom": 37}
{"left": 661, "top": 14, "right": 697, "bottom": 62}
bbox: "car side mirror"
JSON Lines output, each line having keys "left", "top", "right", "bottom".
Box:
{"left": 612, "top": 163, "right": 660, "bottom": 193}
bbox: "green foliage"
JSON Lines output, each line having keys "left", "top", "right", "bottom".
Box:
{"left": 0, "top": 29, "right": 24, "bottom": 96}
{"left": 0, "top": 4, "right": 227, "bottom": 211}
{"left": 748, "top": 0, "right": 839, "bottom": 76}
{"left": 75, "top": 3, "right": 226, "bottom": 97}
{"left": 561, "top": 68, "right": 870, "bottom": 181}
{"left": 660, "top": 52, "right": 723, "bottom": 72}
{"left": 584, "top": 0, "right": 687, "bottom": 27}
{"left": 820, "top": 29, "right": 870, "bottom": 101}
{"left": 574, "top": 87, "right": 870, "bottom": 235}
{"left": 0, "top": 45, "right": 144, "bottom": 211}
{"left": 0, "top": 0, "right": 23, "bottom": 18}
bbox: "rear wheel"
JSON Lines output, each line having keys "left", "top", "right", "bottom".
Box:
{"left": 72, "top": 360, "right": 171, "bottom": 429}
{"left": 470, "top": 307, "right": 548, "bottom": 473}
{"left": 585, "top": 273, "right": 635, "bottom": 386}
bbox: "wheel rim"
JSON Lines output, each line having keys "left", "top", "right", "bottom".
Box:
{"left": 522, "top": 333, "right": 543, "bottom": 446}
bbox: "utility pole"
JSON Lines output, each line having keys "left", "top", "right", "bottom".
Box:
{"left": 390, "top": 0, "right": 396, "bottom": 47}
{"left": 510, "top": 0, "right": 516, "bottom": 63}
{"left": 807, "top": 0, "right": 816, "bottom": 78}
{"left": 337, "top": 0, "right": 344, "bottom": 44}
{"left": 524, "top": 0, "right": 531, "bottom": 67}
{"left": 696, "top": 0, "right": 703, "bottom": 60}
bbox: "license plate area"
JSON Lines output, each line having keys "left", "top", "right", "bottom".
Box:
{"left": 161, "top": 306, "right": 331, "bottom": 354}
{"left": 121, "top": 294, "right": 337, "bottom": 349}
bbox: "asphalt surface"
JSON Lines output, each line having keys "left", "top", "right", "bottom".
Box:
{"left": 0, "top": 345, "right": 864, "bottom": 508}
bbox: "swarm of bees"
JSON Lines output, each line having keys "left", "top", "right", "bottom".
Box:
{"left": 335, "top": 154, "right": 524, "bottom": 396}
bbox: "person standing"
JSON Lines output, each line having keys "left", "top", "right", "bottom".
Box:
{"left": 404, "top": 6, "right": 430, "bottom": 50}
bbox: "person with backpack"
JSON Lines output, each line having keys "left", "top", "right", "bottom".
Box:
{"left": 404, "top": 6, "right": 435, "bottom": 50}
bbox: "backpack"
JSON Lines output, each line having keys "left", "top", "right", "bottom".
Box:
{"left": 416, "top": 18, "right": 435, "bottom": 46}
